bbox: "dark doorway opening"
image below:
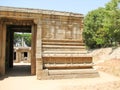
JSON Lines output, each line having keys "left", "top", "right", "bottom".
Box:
{"left": 5, "top": 25, "right": 32, "bottom": 76}
{"left": 13, "top": 52, "right": 16, "bottom": 60}
{"left": 24, "top": 52, "right": 28, "bottom": 57}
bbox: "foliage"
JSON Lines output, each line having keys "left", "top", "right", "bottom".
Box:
{"left": 14, "top": 33, "right": 31, "bottom": 47}
{"left": 23, "top": 33, "right": 31, "bottom": 47}
{"left": 83, "top": 0, "right": 120, "bottom": 49}
{"left": 14, "top": 33, "right": 23, "bottom": 46}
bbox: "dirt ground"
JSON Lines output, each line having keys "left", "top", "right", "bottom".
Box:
{"left": 0, "top": 63, "right": 120, "bottom": 90}
{"left": 0, "top": 47, "right": 120, "bottom": 90}
{"left": 97, "top": 59, "right": 120, "bottom": 77}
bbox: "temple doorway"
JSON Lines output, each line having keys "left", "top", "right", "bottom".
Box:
{"left": 5, "top": 24, "right": 36, "bottom": 76}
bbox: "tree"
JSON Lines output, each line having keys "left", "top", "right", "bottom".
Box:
{"left": 83, "top": 8, "right": 107, "bottom": 48}
{"left": 23, "top": 33, "right": 31, "bottom": 47}
{"left": 104, "top": 0, "right": 120, "bottom": 45}
{"left": 83, "top": 0, "right": 120, "bottom": 49}
{"left": 14, "top": 33, "right": 31, "bottom": 47}
{"left": 14, "top": 33, "right": 23, "bottom": 46}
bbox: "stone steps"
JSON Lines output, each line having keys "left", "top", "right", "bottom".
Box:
{"left": 39, "top": 69, "right": 99, "bottom": 79}
{"left": 42, "top": 42, "right": 85, "bottom": 46}
{"left": 43, "top": 45, "right": 86, "bottom": 49}
{"left": 43, "top": 49, "right": 86, "bottom": 51}
{"left": 42, "top": 45, "right": 87, "bottom": 54}
{"left": 43, "top": 51, "right": 88, "bottom": 54}
{"left": 49, "top": 69, "right": 97, "bottom": 75}
{"left": 42, "top": 39, "right": 83, "bottom": 43}
{"left": 42, "top": 40, "right": 87, "bottom": 55}
{"left": 42, "top": 54, "right": 89, "bottom": 57}
{"left": 44, "top": 63, "right": 93, "bottom": 69}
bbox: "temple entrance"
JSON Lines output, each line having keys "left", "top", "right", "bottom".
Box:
{"left": 4, "top": 22, "right": 36, "bottom": 76}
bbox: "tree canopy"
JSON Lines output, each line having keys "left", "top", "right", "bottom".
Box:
{"left": 83, "top": 0, "right": 120, "bottom": 49}
{"left": 14, "top": 33, "right": 31, "bottom": 47}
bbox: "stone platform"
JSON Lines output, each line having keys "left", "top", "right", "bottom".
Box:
{"left": 37, "top": 69, "right": 99, "bottom": 80}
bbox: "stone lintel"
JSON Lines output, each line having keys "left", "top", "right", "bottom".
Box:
{"left": 0, "top": 6, "right": 84, "bottom": 18}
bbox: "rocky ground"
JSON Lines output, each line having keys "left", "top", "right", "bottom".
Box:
{"left": 0, "top": 47, "right": 120, "bottom": 90}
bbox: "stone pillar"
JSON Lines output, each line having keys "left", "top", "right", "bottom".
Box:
{"left": 16, "top": 50, "right": 20, "bottom": 63}
{"left": 35, "top": 19, "right": 43, "bottom": 79}
{"left": 28, "top": 50, "right": 31, "bottom": 63}
{"left": 9, "top": 31, "right": 14, "bottom": 68}
{"left": 0, "top": 23, "right": 6, "bottom": 75}
{"left": 0, "top": 23, "right": 2, "bottom": 75}
{"left": 31, "top": 24, "right": 37, "bottom": 75}
{"left": 15, "top": 50, "right": 17, "bottom": 62}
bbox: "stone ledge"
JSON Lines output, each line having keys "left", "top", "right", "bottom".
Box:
{"left": 37, "top": 69, "right": 99, "bottom": 80}
{"left": 0, "top": 6, "right": 84, "bottom": 17}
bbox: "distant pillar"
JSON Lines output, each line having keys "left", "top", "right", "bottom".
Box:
{"left": 28, "top": 50, "right": 31, "bottom": 63}
{"left": 16, "top": 50, "right": 20, "bottom": 63}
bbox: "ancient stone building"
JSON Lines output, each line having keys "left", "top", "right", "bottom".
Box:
{"left": 0, "top": 6, "right": 98, "bottom": 79}
{"left": 14, "top": 47, "right": 31, "bottom": 63}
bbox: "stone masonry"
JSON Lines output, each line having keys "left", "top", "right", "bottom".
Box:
{"left": 0, "top": 6, "right": 98, "bottom": 79}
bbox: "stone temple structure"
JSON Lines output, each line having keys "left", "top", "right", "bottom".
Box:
{"left": 0, "top": 6, "right": 98, "bottom": 79}
{"left": 13, "top": 47, "right": 31, "bottom": 63}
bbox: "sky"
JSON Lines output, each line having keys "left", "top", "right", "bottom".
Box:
{"left": 0, "top": 0, "right": 111, "bottom": 15}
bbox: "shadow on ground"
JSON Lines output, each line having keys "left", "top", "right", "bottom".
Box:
{"left": 0, "top": 63, "right": 32, "bottom": 80}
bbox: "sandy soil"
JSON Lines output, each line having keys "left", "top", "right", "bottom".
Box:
{"left": 97, "top": 59, "right": 120, "bottom": 77}
{"left": 0, "top": 63, "right": 120, "bottom": 90}
{"left": 1, "top": 47, "right": 120, "bottom": 90}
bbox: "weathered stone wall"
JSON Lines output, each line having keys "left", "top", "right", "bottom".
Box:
{"left": 41, "top": 15, "right": 83, "bottom": 40}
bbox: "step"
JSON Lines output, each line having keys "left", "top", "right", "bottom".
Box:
{"left": 40, "top": 69, "right": 99, "bottom": 79}
{"left": 44, "top": 63, "right": 93, "bottom": 69}
{"left": 42, "top": 39, "right": 83, "bottom": 43}
{"left": 43, "top": 45, "right": 86, "bottom": 49}
{"left": 42, "top": 42, "right": 85, "bottom": 46}
{"left": 48, "top": 69, "right": 97, "bottom": 75}
{"left": 43, "top": 56, "right": 92, "bottom": 65}
{"left": 43, "top": 51, "right": 88, "bottom": 54}
{"left": 42, "top": 53, "right": 89, "bottom": 57}
{"left": 43, "top": 48, "right": 86, "bottom": 51}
